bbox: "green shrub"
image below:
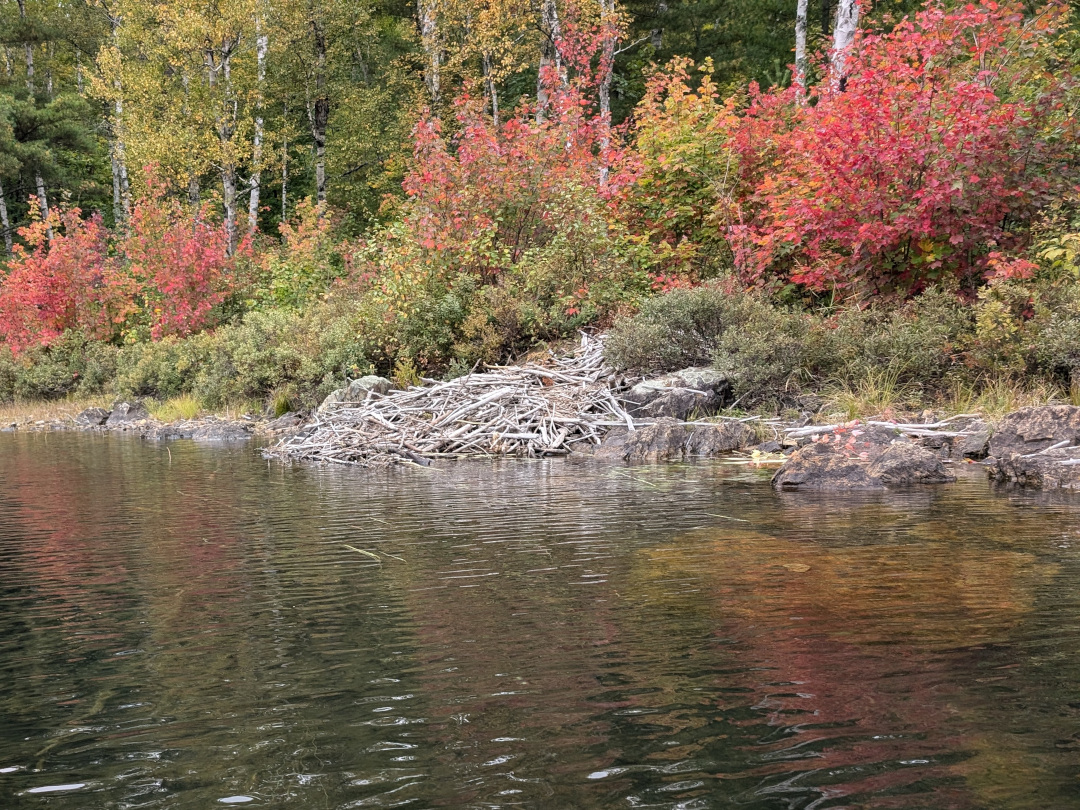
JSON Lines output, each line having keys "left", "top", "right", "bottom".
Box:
{"left": 0, "top": 332, "right": 118, "bottom": 403}
{"left": 712, "top": 299, "right": 818, "bottom": 406}
{"left": 115, "top": 301, "right": 375, "bottom": 410}
{"left": 604, "top": 279, "right": 747, "bottom": 372}
{"left": 828, "top": 290, "right": 975, "bottom": 390}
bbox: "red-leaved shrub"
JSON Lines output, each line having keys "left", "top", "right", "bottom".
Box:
{"left": 0, "top": 208, "right": 134, "bottom": 354}
{"left": 730, "top": 0, "right": 1075, "bottom": 297}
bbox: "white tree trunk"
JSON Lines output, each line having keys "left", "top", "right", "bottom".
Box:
{"left": 795, "top": 0, "right": 808, "bottom": 94}
{"left": 482, "top": 52, "right": 499, "bottom": 125}
{"left": 281, "top": 104, "right": 288, "bottom": 223}
{"left": 249, "top": 14, "right": 268, "bottom": 234}
{"left": 650, "top": 0, "right": 667, "bottom": 50}
{"left": 308, "top": 19, "right": 329, "bottom": 205}
{"left": 222, "top": 164, "right": 237, "bottom": 253}
{"left": 36, "top": 174, "right": 53, "bottom": 243}
{"left": 210, "top": 42, "right": 240, "bottom": 253}
{"left": 110, "top": 16, "right": 130, "bottom": 225}
{"left": 16, "top": 0, "right": 34, "bottom": 94}
{"left": 597, "top": 0, "right": 617, "bottom": 185}
{"left": 831, "top": 0, "right": 859, "bottom": 90}
{"left": 418, "top": 0, "right": 440, "bottom": 105}
{"left": 536, "top": 0, "right": 562, "bottom": 122}
{"left": 0, "top": 179, "right": 12, "bottom": 254}
{"left": 111, "top": 144, "right": 123, "bottom": 223}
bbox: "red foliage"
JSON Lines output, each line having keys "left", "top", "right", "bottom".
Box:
{"left": 401, "top": 24, "right": 637, "bottom": 278}
{"left": 0, "top": 173, "right": 242, "bottom": 353}
{"left": 729, "top": 0, "right": 1075, "bottom": 296}
{"left": 125, "top": 180, "right": 242, "bottom": 340}
{"left": 0, "top": 208, "right": 134, "bottom": 354}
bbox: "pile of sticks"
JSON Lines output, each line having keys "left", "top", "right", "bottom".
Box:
{"left": 265, "top": 334, "right": 641, "bottom": 466}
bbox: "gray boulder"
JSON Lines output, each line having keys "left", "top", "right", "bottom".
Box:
{"left": 773, "top": 427, "right": 954, "bottom": 490}
{"left": 956, "top": 419, "right": 991, "bottom": 459}
{"left": 989, "top": 405, "right": 1080, "bottom": 458}
{"left": 146, "top": 419, "right": 253, "bottom": 443}
{"left": 105, "top": 400, "right": 150, "bottom": 427}
{"left": 867, "top": 442, "right": 956, "bottom": 485}
{"left": 262, "top": 412, "right": 303, "bottom": 434}
{"left": 591, "top": 417, "right": 751, "bottom": 462}
{"left": 75, "top": 407, "right": 111, "bottom": 427}
{"left": 987, "top": 406, "right": 1080, "bottom": 489}
{"left": 992, "top": 450, "right": 1080, "bottom": 490}
{"left": 319, "top": 375, "right": 393, "bottom": 410}
{"left": 624, "top": 367, "right": 731, "bottom": 421}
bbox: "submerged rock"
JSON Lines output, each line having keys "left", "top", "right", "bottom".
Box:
{"left": 75, "top": 407, "right": 111, "bottom": 427}
{"left": 623, "top": 368, "right": 731, "bottom": 421}
{"left": 988, "top": 406, "right": 1080, "bottom": 489}
{"left": 105, "top": 400, "right": 150, "bottom": 427}
{"left": 590, "top": 417, "right": 751, "bottom": 462}
{"left": 147, "top": 418, "right": 253, "bottom": 443}
{"left": 772, "top": 427, "right": 954, "bottom": 490}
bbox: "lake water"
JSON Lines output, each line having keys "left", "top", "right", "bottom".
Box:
{"left": 2, "top": 433, "right": 1080, "bottom": 809}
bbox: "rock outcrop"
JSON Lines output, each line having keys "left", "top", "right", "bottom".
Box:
{"left": 773, "top": 426, "right": 954, "bottom": 490}
{"left": 319, "top": 376, "right": 394, "bottom": 411}
{"left": 987, "top": 406, "right": 1080, "bottom": 489}
{"left": 74, "top": 407, "right": 111, "bottom": 427}
{"left": 622, "top": 368, "right": 731, "bottom": 421}
{"left": 147, "top": 418, "right": 253, "bottom": 443}
{"left": 589, "top": 417, "right": 752, "bottom": 462}
{"left": 105, "top": 400, "right": 150, "bottom": 427}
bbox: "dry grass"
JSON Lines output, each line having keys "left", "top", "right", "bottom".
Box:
{"left": 148, "top": 395, "right": 202, "bottom": 423}
{"left": 0, "top": 394, "right": 113, "bottom": 426}
{"left": 820, "top": 368, "right": 921, "bottom": 422}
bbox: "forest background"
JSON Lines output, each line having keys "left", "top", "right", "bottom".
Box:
{"left": 2, "top": 0, "right": 1080, "bottom": 419}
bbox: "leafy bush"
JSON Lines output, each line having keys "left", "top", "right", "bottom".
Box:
{"left": 254, "top": 198, "right": 345, "bottom": 309}
{"left": 0, "top": 209, "right": 134, "bottom": 354}
{"left": 622, "top": 57, "right": 739, "bottom": 281}
{"left": 712, "top": 301, "right": 817, "bottom": 405}
{"left": 0, "top": 332, "right": 118, "bottom": 402}
{"left": 730, "top": 1, "right": 1073, "bottom": 296}
{"left": 828, "top": 291, "right": 975, "bottom": 389}
{"left": 608, "top": 283, "right": 975, "bottom": 407}
{"left": 115, "top": 301, "right": 375, "bottom": 409}
{"left": 605, "top": 278, "right": 752, "bottom": 372}
{"left": 125, "top": 180, "right": 242, "bottom": 340}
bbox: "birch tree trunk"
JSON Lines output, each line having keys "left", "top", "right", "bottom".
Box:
{"left": 281, "top": 103, "right": 288, "bottom": 222}
{"left": 650, "top": 0, "right": 667, "bottom": 51}
{"left": 597, "top": 0, "right": 617, "bottom": 185}
{"left": 17, "top": 0, "right": 51, "bottom": 239}
{"left": 418, "top": 0, "right": 440, "bottom": 105}
{"left": 831, "top": 0, "right": 859, "bottom": 90}
{"left": 109, "top": 14, "right": 131, "bottom": 226}
{"left": 35, "top": 175, "right": 49, "bottom": 221}
{"left": 208, "top": 40, "right": 240, "bottom": 254}
{"left": 536, "top": 0, "right": 562, "bottom": 122}
{"left": 249, "top": 12, "right": 268, "bottom": 233}
{"left": 308, "top": 14, "right": 329, "bottom": 205}
{"left": 0, "top": 179, "right": 12, "bottom": 255}
{"left": 795, "top": 0, "right": 808, "bottom": 95}
{"left": 482, "top": 52, "right": 499, "bottom": 126}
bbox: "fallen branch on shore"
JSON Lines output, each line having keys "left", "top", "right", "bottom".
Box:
{"left": 266, "top": 334, "right": 644, "bottom": 466}
{"left": 784, "top": 414, "right": 984, "bottom": 443}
